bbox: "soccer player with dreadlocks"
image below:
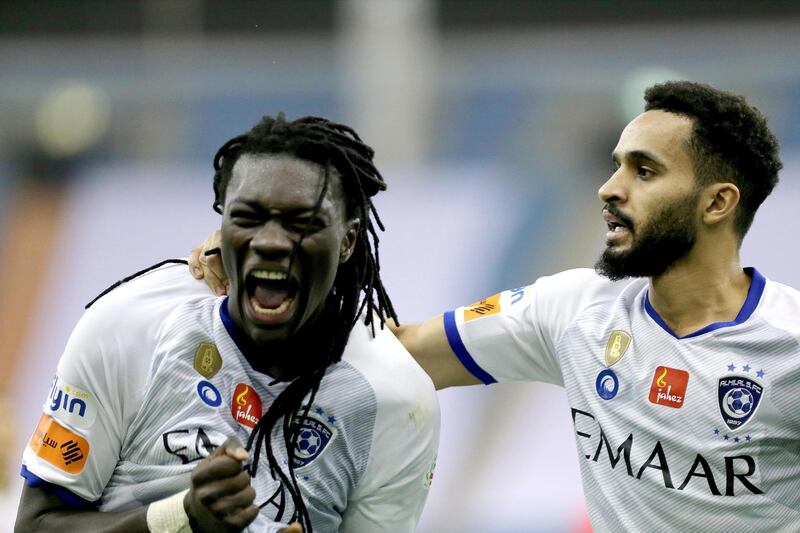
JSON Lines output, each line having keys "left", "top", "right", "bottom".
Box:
{"left": 16, "top": 114, "right": 439, "bottom": 533}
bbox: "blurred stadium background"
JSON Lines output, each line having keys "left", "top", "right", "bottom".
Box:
{"left": 2, "top": 1, "right": 800, "bottom": 531}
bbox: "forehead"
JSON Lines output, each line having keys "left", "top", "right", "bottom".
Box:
{"left": 614, "top": 109, "right": 695, "bottom": 165}
{"left": 227, "top": 153, "right": 344, "bottom": 213}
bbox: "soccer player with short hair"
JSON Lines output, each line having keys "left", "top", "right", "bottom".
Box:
{"left": 193, "top": 81, "right": 799, "bottom": 531}
{"left": 16, "top": 115, "right": 439, "bottom": 533}
{"left": 398, "top": 81, "right": 798, "bottom": 531}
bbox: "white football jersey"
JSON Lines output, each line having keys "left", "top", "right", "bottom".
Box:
{"left": 446, "top": 268, "right": 800, "bottom": 532}
{"left": 22, "top": 264, "right": 439, "bottom": 532}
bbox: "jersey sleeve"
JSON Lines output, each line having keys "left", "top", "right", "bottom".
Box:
{"left": 340, "top": 329, "right": 440, "bottom": 533}
{"left": 443, "top": 268, "right": 616, "bottom": 386}
{"left": 20, "top": 264, "right": 205, "bottom": 505}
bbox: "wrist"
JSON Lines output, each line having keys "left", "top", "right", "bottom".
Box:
{"left": 146, "top": 489, "right": 192, "bottom": 533}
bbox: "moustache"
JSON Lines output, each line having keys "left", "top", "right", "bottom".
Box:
{"left": 603, "top": 204, "right": 635, "bottom": 230}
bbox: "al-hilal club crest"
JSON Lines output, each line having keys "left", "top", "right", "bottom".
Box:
{"left": 718, "top": 376, "right": 764, "bottom": 431}
{"left": 290, "top": 416, "right": 335, "bottom": 467}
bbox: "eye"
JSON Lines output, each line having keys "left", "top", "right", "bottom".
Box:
{"left": 230, "top": 210, "right": 261, "bottom": 227}
{"left": 636, "top": 166, "right": 655, "bottom": 179}
{"left": 288, "top": 217, "right": 327, "bottom": 234}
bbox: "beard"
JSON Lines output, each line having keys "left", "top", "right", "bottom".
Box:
{"left": 595, "top": 191, "right": 699, "bottom": 281}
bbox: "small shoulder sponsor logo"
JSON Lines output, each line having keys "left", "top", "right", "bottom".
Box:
{"left": 45, "top": 376, "right": 98, "bottom": 429}
{"left": 649, "top": 366, "right": 690, "bottom": 409}
{"left": 290, "top": 415, "right": 335, "bottom": 468}
{"left": 595, "top": 369, "right": 619, "bottom": 400}
{"left": 29, "top": 414, "right": 89, "bottom": 474}
{"left": 197, "top": 380, "right": 222, "bottom": 407}
{"left": 463, "top": 293, "right": 501, "bottom": 322}
{"left": 194, "top": 343, "right": 223, "bottom": 379}
{"left": 718, "top": 376, "right": 763, "bottom": 431}
{"left": 508, "top": 287, "right": 526, "bottom": 305}
{"left": 604, "top": 330, "right": 631, "bottom": 367}
{"left": 423, "top": 454, "right": 437, "bottom": 489}
{"left": 231, "top": 383, "right": 262, "bottom": 429}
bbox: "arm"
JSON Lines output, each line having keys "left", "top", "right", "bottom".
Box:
{"left": 390, "top": 316, "right": 481, "bottom": 390}
{"left": 15, "top": 484, "right": 147, "bottom": 532}
{"left": 16, "top": 438, "right": 264, "bottom": 533}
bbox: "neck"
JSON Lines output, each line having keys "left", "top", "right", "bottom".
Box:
{"left": 648, "top": 249, "right": 751, "bottom": 337}
{"left": 223, "top": 307, "right": 331, "bottom": 381}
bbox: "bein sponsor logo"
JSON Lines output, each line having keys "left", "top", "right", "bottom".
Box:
{"left": 46, "top": 376, "right": 98, "bottom": 429}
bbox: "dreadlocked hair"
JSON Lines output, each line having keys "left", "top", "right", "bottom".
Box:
{"left": 212, "top": 113, "right": 396, "bottom": 531}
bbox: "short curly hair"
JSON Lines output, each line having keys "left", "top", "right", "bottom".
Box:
{"left": 644, "top": 81, "right": 782, "bottom": 238}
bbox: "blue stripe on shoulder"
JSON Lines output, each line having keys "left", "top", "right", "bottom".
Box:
{"left": 443, "top": 311, "right": 496, "bottom": 385}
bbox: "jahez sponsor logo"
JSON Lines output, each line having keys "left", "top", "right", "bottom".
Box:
{"left": 649, "top": 366, "right": 690, "bottom": 409}
{"left": 46, "top": 376, "right": 97, "bottom": 429}
{"left": 29, "top": 414, "right": 89, "bottom": 474}
{"left": 231, "top": 383, "right": 262, "bottom": 429}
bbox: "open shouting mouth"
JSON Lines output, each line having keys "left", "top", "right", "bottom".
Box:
{"left": 244, "top": 269, "right": 300, "bottom": 325}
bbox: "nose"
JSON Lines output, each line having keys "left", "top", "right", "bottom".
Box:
{"left": 598, "top": 168, "right": 627, "bottom": 205}
{"left": 251, "top": 219, "right": 294, "bottom": 256}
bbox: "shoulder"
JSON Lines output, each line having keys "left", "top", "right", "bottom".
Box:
{"left": 82, "top": 262, "right": 212, "bottom": 332}
{"left": 533, "top": 268, "right": 634, "bottom": 302}
{"left": 758, "top": 275, "right": 800, "bottom": 334}
{"left": 342, "top": 321, "right": 438, "bottom": 413}
{"left": 61, "top": 263, "right": 215, "bottom": 375}
{"left": 511, "top": 268, "right": 641, "bottom": 326}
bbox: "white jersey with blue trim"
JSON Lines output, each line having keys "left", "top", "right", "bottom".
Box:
{"left": 21, "top": 263, "right": 439, "bottom": 532}
{"left": 445, "top": 267, "right": 800, "bottom": 532}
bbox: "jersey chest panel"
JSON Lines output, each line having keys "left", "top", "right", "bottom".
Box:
{"left": 107, "top": 303, "right": 375, "bottom": 530}
{"left": 559, "top": 292, "right": 800, "bottom": 531}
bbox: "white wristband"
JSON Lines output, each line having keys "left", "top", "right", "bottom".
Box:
{"left": 146, "top": 489, "right": 192, "bottom": 533}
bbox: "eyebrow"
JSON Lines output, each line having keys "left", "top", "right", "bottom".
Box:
{"left": 230, "top": 199, "right": 325, "bottom": 216}
{"left": 612, "top": 149, "right": 666, "bottom": 168}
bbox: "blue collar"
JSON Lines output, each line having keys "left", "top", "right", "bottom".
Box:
{"left": 218, "top": 297, "right": 267, "bottom": 370}
{"left": 643, "top": 267, "right": 766, "bottom": 339}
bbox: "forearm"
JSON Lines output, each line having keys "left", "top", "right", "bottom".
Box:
{"left": 15, "top": 484, "right": 187, "bottom": 533}
{"left": 393, "top": 316, "right": 481, "bottom": 389}
{"left": 16, "top": 504, "right": 149, "bottom": 533}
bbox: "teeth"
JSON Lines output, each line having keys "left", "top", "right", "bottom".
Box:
{"left": 250, "top": 270, "right": 288, "bottom": 281}
{"left": 251, "top": 296, "right": 293, "bottom": 315}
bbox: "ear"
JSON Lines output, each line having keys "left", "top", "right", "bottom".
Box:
{"left": 701, "top": 182, "right": 740, "bottom": 227}
{"left": 339, "top": 218, "right": 360, "bottom": 264}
